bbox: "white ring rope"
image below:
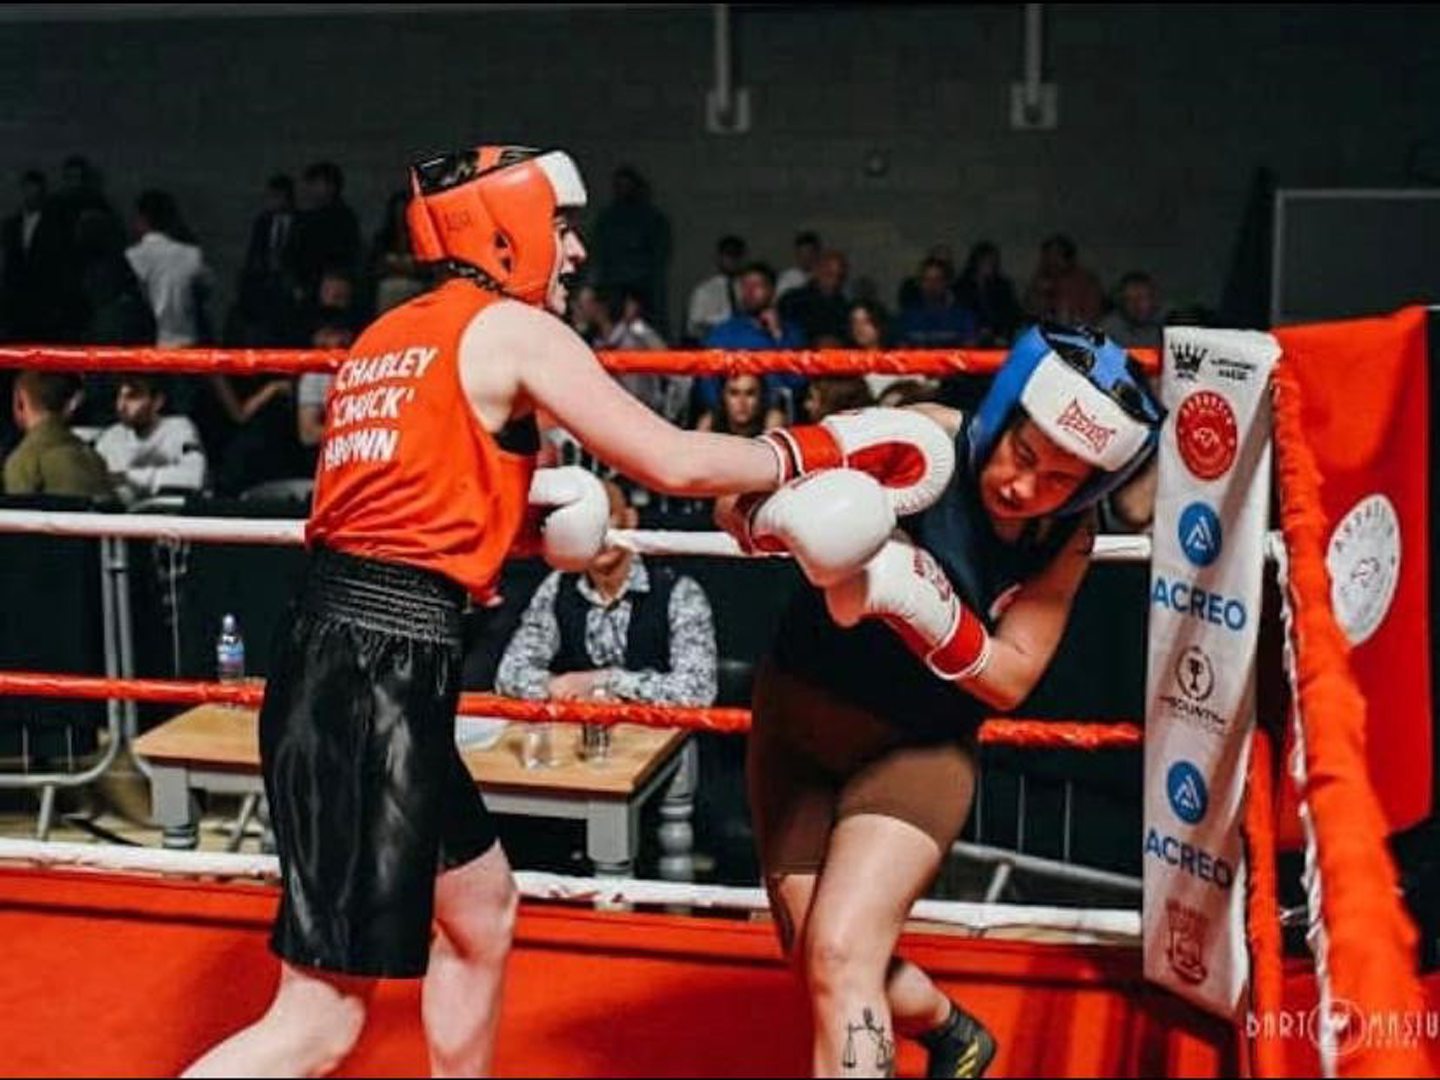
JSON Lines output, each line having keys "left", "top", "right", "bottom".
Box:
{"left": 0, "top": 507, "right": 1288, "bottom": 563}
{"left": 0, "top": 838, "right": 1139, "bottom": 943}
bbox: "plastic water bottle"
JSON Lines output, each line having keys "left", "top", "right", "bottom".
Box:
{"left": 216, "top": 613, "right": 246, "bottom": 688}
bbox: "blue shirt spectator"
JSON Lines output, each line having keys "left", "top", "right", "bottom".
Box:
{"left": 896, "top": 255, "right": 977, "bottom": 348}
{"left": 698, "top": 262, "right": 807, "bottom": 421}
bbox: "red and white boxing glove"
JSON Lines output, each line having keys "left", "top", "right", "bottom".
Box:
{"left": 526, "top": 467, "right": 611, "bottom": 572}
{"left": 824, "top": 540, "right": 992, "bottom": 683}
{"left": 727, "top": 469, "right": 895, "bottom": 588}
{"left": 759, "top": 408, "right": 954, "bottom": 516}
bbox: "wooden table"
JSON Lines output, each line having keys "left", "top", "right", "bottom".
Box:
{"left": 133, "top": 705, "right": 696, "bottom": 880}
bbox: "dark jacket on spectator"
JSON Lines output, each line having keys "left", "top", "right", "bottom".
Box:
{"left": 235, "top": 208, "right": 299, "bottom": 343}
{"left": 955, "top": 274, "right": 1022, "bottom": 346}
{"left": 286, "top": 201, "right": 360, "bottom": 298}
{"left": 779, "top": 283, "right": 849, "bottom": 343}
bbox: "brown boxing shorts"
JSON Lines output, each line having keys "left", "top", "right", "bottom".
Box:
{"left": 746, "top": 659, "right": 979, "bottom": 875}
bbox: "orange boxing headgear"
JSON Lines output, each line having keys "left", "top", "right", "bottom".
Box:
{"left": 406, "top": 146, "right": 587, "bottom": 305}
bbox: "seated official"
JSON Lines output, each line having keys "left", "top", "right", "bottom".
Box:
{"left": 496, "top": 480, "right": 718, "bottom": 706}
{"left": 94, "top": 373, "right": 207, "bottom": 501}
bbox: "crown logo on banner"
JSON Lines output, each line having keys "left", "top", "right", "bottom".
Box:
{"left": 1171, "top": 342, "right": 1207, "bottom": 378}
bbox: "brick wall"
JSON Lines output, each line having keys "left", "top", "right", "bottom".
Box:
{"left": 0, "top": 4, "right": 1432, "bottom": 332}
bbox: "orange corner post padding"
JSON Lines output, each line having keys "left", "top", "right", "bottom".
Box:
{"left": 1271, "top": 355, "right": 1432, "bottom": 1078}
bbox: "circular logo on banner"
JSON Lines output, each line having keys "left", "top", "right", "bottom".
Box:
{"left": 1178, "top": 502, "right": 1224, "bottom": 567}
{"left": 1176, "top": 391, "right": 1238, "bottom": 481}
{"left": 1166, "top": 761, "right": 1209, "bottom": 826}
{"left": 1326, "top": 493, "right": 1401, "bottom": 646}
{"left": 1175, "top": 645, "right": 1215, "bottom": 703}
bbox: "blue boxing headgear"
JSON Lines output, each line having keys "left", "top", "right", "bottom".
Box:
{"left": 968, "top": 323, "right": 1165, "bottom": 517}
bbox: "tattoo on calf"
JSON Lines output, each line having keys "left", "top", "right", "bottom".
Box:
{"left": 841, "top": 1007, "right": 896, "bottom": 1077}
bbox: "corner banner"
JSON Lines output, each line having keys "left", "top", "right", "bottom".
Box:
{"left": 1143, "top": 327, "right": 1279, "bottom": 1017}
{"left": 1272, "top": 306, "right": 1432, "bottom": 835}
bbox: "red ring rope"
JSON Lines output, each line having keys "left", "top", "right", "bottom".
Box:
{"left": 0, "top": 345, "right": 1159, "bottom": 378}
{"left": 1242, "top": 724, "right": 1285, "bottom": 1078}
{"left": 0, "top": 670, "right": 1142, "bottom": 748}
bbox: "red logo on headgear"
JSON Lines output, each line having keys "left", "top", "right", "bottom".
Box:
{"left": 1055, "top": 399, "right": 1117, "bottom": 457}
{"left": 1176, "top": 391, "right": 1238, "bottom": 481}
{"left": 1165, "top": 899, "right": 1209, "bottom": 985}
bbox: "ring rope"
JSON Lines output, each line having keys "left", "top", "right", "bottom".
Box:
{"left": 0, "top": 508, "right": 1288, "bottom": 565}
{"left": 0, "top": 345, "right": 1159, "bottom": 378}
{"left": 1243, "top": 724, "right": 1286, "bottom": 1079}
{"left": 1270, "top": 362, "right": 1430, "bottom": 1076}
{"left": 0, "top": 670, "right": 1143, "bottom": 748}
{"left": 0, "top": 839, "right": 1142, "bottom": 942}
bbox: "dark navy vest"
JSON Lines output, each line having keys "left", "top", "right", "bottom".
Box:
{"left": 550, "top": 564, "right": 677, "bottom": 675}
{"left": 771, "top": 423, "right": 1080, "bottom": 739}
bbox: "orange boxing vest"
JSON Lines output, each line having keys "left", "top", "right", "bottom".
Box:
{"left": 307, "top": 278, "right": 536, "bottom": 601}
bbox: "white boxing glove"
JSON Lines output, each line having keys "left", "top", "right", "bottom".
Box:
{"left": 759, "top": 407, "right": 956, "bottom": 516}
{"left": 744, "top": 468, "right": 895, "bottom": 588}
{"left": 528, "top": 467, "right": 611, "bottom": 572}
{"left": 825, "top": 539, "right": 993, "bottom": 682}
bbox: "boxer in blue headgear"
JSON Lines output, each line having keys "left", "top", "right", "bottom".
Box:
{"left": 724, "top": 322, "right": 1164, "bottom": 1079}
{"left": 967, "top": 322, "right": 1164, "bottom": 517}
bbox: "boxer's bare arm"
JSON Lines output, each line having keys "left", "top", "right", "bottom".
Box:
{"left": 897, "top": 401, "right": 1095, "bottom": 709}
{"left": 964, "top": 515, "right": 1095, "bottom": 711}
{"left": 460, "top": 300, "right": 777, "bottom": 496}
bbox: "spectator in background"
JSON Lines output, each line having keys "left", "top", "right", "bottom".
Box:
{"left": 496, "top": 480, "right": 718, "bottom": 708}
{"left": 230, "top": 174, "right": 297, "bottom": 346}
{"left": 294, "top": 311, "right": 357, "bottom": 468}
{"left": 287, "top": 161, "right": 360, "bottom": 306}
{"left": 1, "top": 170, "right": 50, "bottom": 340}
{"left": 317, "top": 266, "right": 356, "bottom": 311}
{"left": 701, "top": 262, "right": 807, "bottom": 421}
{"left": 896, "top": 243, "right": 956, "bottom": 311}
{"left": 591, "top": 166, "right": 672, "bottom": 335}
{"left": 95, "top": 373, "right": 206, "bottom": 502}
{"left": 301, "top": 265, "right": 361, "bottom": 338}
{"left": 55, "top": 155, "right": 115, "bottom": 221}
{"left": 3, "top": 371, "right": 111, "bottom": 497}
{"left": 1023, "top": 232, "right": 1105, "bottom": 325}
{"left": 125, "top": 190, "right": 212, "bottom": 347}
{"left": 848, "top": 298, "right": 888, "bottom": 351}
{"left": 779, "top": 248, "right": 850, "bottom": 343}
{"left": 1100, "top": 270, "right": 1165, "bottom": 349}
{"left": 955, "top": 240, "right": 1022, "bottom": 346}
{"left": 69, "top": 208, "right": 158, "bottom": 428}
{"left": 29, "top": 155, "right": 122, "bottom": 342}
{"left": 368, "top": 190, "right": 430, "bottom": 315}
{"left": 802, "top": 376, "right": 873, "bottom": 422}
{"left": 584, "top": 285, "right": 693, "bottom": 426}
{"left": 847, "top": 298, "right": 929, "bottom": 402}
{"left": 206, "top": 363, "right": 300, "bottom": 497}
{"left": 776, "top": 230, "right": 821, "bottom": 299}
{"left": 685, "top": 234, "right": 746, "bottom": 344}
{"left": 570, "top": 283, "right": 606, "bottom": 347}
{"left": 75, "top": 209, "right": 156, "bottom": 346}
{"left": 695, "top": 374, "right": 782, "bottom": 437}
{"left": 896, "top": 256, "right": 976, "bottom": 348}
{"left": 591, "top": 285, "right": 665, "bottom": 351}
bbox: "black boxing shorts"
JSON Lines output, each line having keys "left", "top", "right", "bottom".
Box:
{"left": 260, "top": 545, "right": 498, "bottom": 978}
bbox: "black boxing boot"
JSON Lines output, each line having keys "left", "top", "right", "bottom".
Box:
{"left": 917, "top": 1000, "right": 997, "bottom": 1079}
